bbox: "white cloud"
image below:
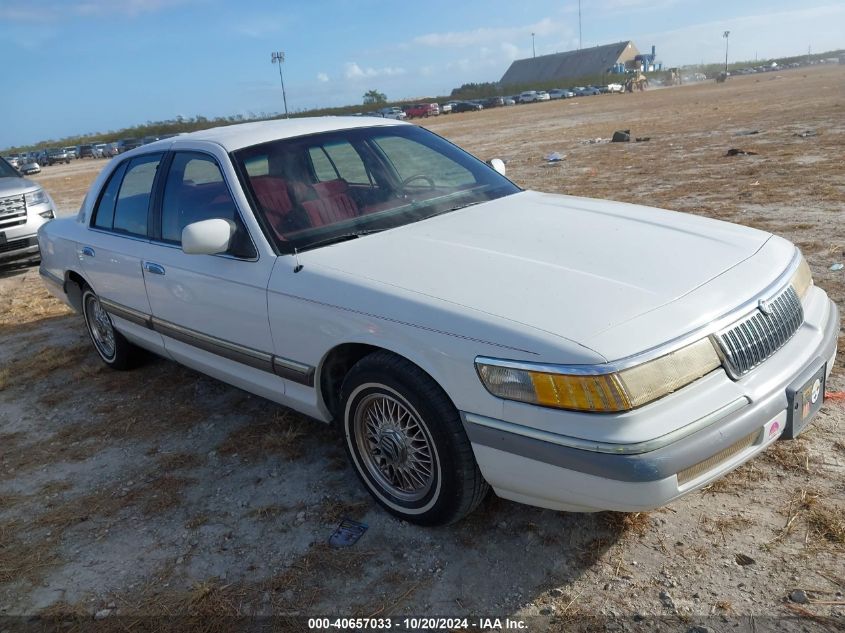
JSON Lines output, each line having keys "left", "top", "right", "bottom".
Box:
{"left": 317, "top": 72, "right": 329, "bottom": 82}
{"left": 411, "top": 17, "right": 560, "bottom": 49}
{"left": 344, "top": 62, "right": 406, "bottom": 79}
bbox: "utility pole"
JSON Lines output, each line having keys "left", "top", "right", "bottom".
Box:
{"left": 532, "top": 33, "right": 536, "bottom": 58}
{"left": 578, "top": 0, "right": 582, "bottom": 50}
{"left": 722, "top": 31, "right": 730, "bottom": 74}
{"left": 271, "top": 51, "right": 289, "bottom": 118}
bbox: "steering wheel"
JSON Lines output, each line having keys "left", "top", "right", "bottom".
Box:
{"left": 401, "top": 174, "right": 436, "bottom": 189}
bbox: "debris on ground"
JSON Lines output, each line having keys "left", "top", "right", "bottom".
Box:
{"left": 830, "top": 263, "right": 844, "bottom": 271}
{"left": 329, "top": 518, "right": 368, "bottom": 548}
{"left": 735, "top": 553, "right": 756, "bottom": 566}
{"left": 726, "top": 148, "right": 759, "bottom": 156}
{"left": 794, "top": 129, "right": 818, "bottom": 138}
{"left": 789, "top": 589, "right": 810, "bottom": 604}
{"left": 659, "top": 590, "right": 676, "bottom": 609}
{"left": 581, "top": 137, "right": 607, "bottom": 144}
{"left": 735, "top": 130, "right": 761, "bottom": 136}
{"left": 634, "top": 137, "right": 651, "bottom": 142}
{"left": 611, "top": 130, "right": 631, "bottom": 142}
{"left": 544, "top": 152, "right": 565, "bottom": 162}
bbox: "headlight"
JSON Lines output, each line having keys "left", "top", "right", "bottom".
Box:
{"left": 24, "top": 188, "right": 48, "bottom": 206}
{"left": 790, "top": 253, "right": 813, "bottom": 299}
{"left": 476, "top": 338, "right": 721, "bottom": 413}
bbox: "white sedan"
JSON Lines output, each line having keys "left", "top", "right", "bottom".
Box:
{"left": 38, "top": 118, "right": 838, "bottom": 525}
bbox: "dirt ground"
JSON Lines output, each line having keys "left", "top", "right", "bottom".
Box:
{"left": 1, "top": 65, "right": 843, "bottom": 631}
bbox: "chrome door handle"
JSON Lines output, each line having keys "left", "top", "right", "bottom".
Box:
{"left": 81, "top": 246, "right": 95, "bottom": 257}
{"left": 143, "top": 261, "right": 166, "bottom": 275}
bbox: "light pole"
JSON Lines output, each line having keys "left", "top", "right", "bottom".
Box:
{"left": 531, "top": 33, "right": 536, "bottom": 58}
{"left": 578, "top": 0, "right": 582, "bottom": 50}
{"left": 722, "top": 31, "right": 730, "bottom": 75}
{"left": 271, "top": 51, "right": 289, "bottom": 118}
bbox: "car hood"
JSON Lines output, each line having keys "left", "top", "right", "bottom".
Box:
{"left": 0, "top": 176, "right": 39, "bottom": 196}
{"left": 305, "top": 191, "right": 775, "bottom": 360}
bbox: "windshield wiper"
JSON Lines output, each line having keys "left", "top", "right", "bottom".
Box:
{"left": 297, "top": 229, "right": 384, "bottom": 252}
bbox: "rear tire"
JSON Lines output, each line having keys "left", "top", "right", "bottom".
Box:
{"left": 340, "top": 351, "right": 488, "bottom": 525}
{"left": 81, "top": 287, "right": 140, "bottom": 370}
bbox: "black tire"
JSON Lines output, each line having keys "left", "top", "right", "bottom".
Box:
{"left": 81, "top": 287, "right": 139, "bottom": 370}
{"left": 340, "top": 351, "right": 488, "bottom": 525}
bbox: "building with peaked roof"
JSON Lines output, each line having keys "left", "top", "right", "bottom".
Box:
{"left": 500, "top": 41, "right": 640, "bottom": 86}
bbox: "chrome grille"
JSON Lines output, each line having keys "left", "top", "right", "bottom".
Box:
{"left": 714, "top": 285, "right": 803, "bottom": 377}
{"left": 0, "top": 194, "right": 26, "bottom": 227}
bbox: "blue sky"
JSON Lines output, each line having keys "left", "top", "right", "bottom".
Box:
{"left": 2, "top": 0, "right": 843, "bottom": 147}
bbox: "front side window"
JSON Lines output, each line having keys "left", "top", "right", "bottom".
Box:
{"left": 233, "top": 125, "right": 519, "bottom": 253}
{"left": 107, "top": 153, "right": 162, "bottom": 237}
{"left": 160, "top": 152, "right": 255, "bottom": 258}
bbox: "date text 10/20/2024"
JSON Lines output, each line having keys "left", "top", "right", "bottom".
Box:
{"left": 308, "top": 617, "right": 528, "bottom": 630}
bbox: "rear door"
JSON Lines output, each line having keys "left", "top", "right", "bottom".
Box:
{"left": 141, "top": 149, "right": 285, "bottom": 402}
{"left": 79, "top": 153, "right": 165, "bottom": 352}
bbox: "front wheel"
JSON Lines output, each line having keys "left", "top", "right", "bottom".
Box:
{"left": 81, "top": 287, "right": 140, "bottom": 370}
{"left": 340, "top": 351, "right": 488, "bottom": 525}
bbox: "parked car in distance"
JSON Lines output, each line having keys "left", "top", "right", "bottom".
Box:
{"left": 46, "top": 148, "right": 71, "bottom": 165}
{"left": 548, "top": 89, "right": 573, "bottom": 99}
{"left": 18, "top": 160, "right": 41, "bottom": 175}
{"left": 78, "top": 144, "right": 96, "bottom": 159}
{"left": 5, "top": 156, "right": 20, "bottom": 169}
{"left": 402, "top": 103, "right": 440, "bottom": 118}
{"left": 117, "top": 138, "right": 142, "bottom": 153}
{"left": 518, "top": 90, "right": 539, "bottom": 103}
{"left": 503, "top": 97, "right": 516, "bottom": 106}
{"left": 450, "top": 101, "right": 483, "bottom": 113}
{"left": 439, "top": 102, "right": 452, "bottom": 114}
{"left": 375, "top": 107, "right": 407, "bottom": 120}
{"left": 0, "top": 155, "right": 56, "bottom": 264}
{"left": 535, "top": 90, "right": 551, "bottom": 101}
{"left": 606, "top": 83, "right": 624, "bottom": 93}
{"left": 63, "top": 146, "right": 78, "bottom": 159}
{"left": 37, "top": 117, "right": 839, "bottom": 526}
{"left": 482, "top": 96, "right": 504, "bottom": 108}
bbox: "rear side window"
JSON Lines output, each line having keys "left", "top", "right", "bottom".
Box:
{"left": 113, "top": 154, "right": 162, "bottom": 236}
{"left": 92, "top": 162, "right": 129, "bottom": 230}
{"left": 92, "top": 154, "right": 162, "bottom": 236}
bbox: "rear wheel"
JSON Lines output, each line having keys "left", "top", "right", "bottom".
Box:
{"left": 340, "top": 351, "right": 488, "bottom": 525}
{"left": 81, "top": 287, "right": 140, "bottom": 370}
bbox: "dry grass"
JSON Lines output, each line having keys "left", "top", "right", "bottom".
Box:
{"left": 763, "top": 440, "right": 811, "bottom": 473}
{"left": 806, "top": 505, "right": 845, "bottom": 544}
{"left": 185, "top": 514, "right": 210, "bottom": 530}
{"left": 0, "top": 520, "right": 60, "bottom": 584}
{"left": 600, "top": 511, "right": 652, "bottom": 536}
{"left": 217, "top": 409, "right": 312, "bottom": 461}
{"left": 318, "top": 498, "right": 369, "bottom": 524}
{"left": 0, "top": 343, "right": 90, "bottom": 392}
{"left": 703, "top": 461, "right": 768, "bottom": 494}
{"left": 246, "top": 505, "right": 290, "bottom": 521}
{"left": 156, "top": 452, "right": 206, "bottom": 472}
{"left": 0, "top": 273, "right": 72, "bottom": 329}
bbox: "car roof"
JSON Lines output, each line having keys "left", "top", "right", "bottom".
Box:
{"left": 139, "top": 116, "right": 407, "bottom": 153}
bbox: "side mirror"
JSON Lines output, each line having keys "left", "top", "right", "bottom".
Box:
{"left": 182, "top": 218, "right": 234, "bottom": 255}
{"left": 488, "top": 158, "right": 507, "bottom": 177}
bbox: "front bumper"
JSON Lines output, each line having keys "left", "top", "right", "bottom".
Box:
{"left": 463, "top": 296, "right": 839, "bottom": 512}
{"left": 0, "top": 235, "right": 40, "bottom": 264}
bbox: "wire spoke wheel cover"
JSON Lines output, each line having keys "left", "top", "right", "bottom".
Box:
{"left": 353, "top": 390, "right": 437, "bottom": 503}
{"left": 84, "top": 293, "right": 116, "bottom": 361}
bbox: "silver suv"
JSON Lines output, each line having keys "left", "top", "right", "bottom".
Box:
{"left": 0, "top": 157, "right": 57, "bottom": 265}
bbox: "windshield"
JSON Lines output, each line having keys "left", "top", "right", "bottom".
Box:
{"left": 0, "top": 157, "right": 20, "bottom": 178}
{"left": 232, "top": 125, "right": 519, "bottom": 252}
